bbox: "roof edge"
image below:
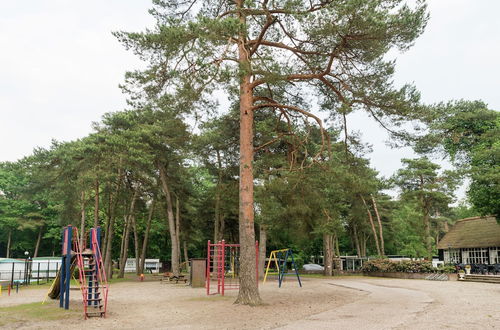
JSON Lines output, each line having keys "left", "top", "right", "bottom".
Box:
{"left": 456, "top": 215, "right": 495, "bottom": 222}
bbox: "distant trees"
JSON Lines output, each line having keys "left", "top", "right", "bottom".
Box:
{"left": 392, "top": 157, "right": 459, "bottom": 258}
{"left": 423, "top": 101, "right": 499, "bottom": 220}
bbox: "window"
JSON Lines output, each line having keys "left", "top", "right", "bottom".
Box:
{"left": 444, "top": 249, "right": 460, "bottom": 264}
{"left": 462, "top": 248, "right": 488, "bottom": 264}
{"left": 490, "top": 247, "right": 500, "bottom": 264}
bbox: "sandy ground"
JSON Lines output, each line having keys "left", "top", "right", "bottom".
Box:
{"left": 1, "top": 276, "right": 499, "bottom": 329}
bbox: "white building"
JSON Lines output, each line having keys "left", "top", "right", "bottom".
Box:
{"left": 0, "top": 257, "right": 61, "bottom": 282}
{"left": 124, "top": 258, "right": 162, "bottom": 273}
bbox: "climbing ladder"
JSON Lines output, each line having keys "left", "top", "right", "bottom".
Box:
{"left": 73, "top": 227, "right": 109, "bottom": 319}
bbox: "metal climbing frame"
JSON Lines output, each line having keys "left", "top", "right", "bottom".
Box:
{"left": 206, "top": 240, "right": 259, "bottom": 295}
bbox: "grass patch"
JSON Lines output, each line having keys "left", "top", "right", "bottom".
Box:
{"left": 0, "top": 302, "right": 79, "bottom": 327}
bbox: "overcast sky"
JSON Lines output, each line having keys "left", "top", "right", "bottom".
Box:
{"left": 1, "top": 1, "right": 499, "bottom": 193}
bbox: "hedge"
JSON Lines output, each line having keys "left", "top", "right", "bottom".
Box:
{"left": 362, "top": 259, "right": 456, "bottom": 273}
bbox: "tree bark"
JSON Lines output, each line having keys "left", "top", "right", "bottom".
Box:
{"left": 104, "top": 167, "right": 123, "bottom": 278}
{"left": 102, "top": 184, "right": 111, "bottom": 264}
{"left": 33, "top": 227, "right": 43, "bottom": 258}
{"left": 371, "top": 195, "right": 385, "bottom": 256}
{"left": 258, "top": 224, "right": 267, "bottom": 279}
{"left": 118, "top": 215, "right": 129, "bottom": 271}
{"left": 175, "top": 196, "right": 181, "bottom": 269}
{"left": 118, "top": 215, "right": 131, "bottom": 278}
{"left": 118, "top": 188, "right": 138, "bottom": 278}
{"left": 361, "top": 234, "right": 368, "bottom": 257}
{"left": 132, "top": 213, "right": 140, "bottom": 275}
{"left": 419, "top": 175, "right": 433, "bottom": 259}
{"left": 6, "top": 229, "right": 11, "bottom": 258}
{"left": 158, "top": 164, "right": 180, "bottom": 277}
{"left": 214, "top": 149, "right": 223, "bottom": 242}
{"left": 360, "top": 195, "right": 381, "bottom": 256}
{"left": 335, "top": 235, "right": 340, "bottom": 257}
{"left": 183, "top": 241, "right": 188, "bottom": 272}
{"left": 234, "top": 0, "right": 260, "bottom": 305}
{"left": 94, "top": 179, "right": 99, "bottom": 228}
{"left": 323, "top": 233, "right": 334, "bottom": 276}
{"left": 80, "top": 191, "right": 86, "bottom": 247}
{"left": 139, "top": 199, "right": 155, "bottom": 275}
{"left": 352, "top": 225, "right": 361, "bottom": 257}
{"left": 423, "top": 208, "right": 432, "bottom": 259}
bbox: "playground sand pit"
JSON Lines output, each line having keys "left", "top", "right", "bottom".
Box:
{"left": 0, "top": 276, "right": 362, "bottom": 329}
{"left": 1, "top": 276, "right": 499, "bottom": 329}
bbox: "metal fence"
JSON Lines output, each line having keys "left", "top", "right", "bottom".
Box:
{"left": 0, "top": 259, "right": 61, "bottom": 285}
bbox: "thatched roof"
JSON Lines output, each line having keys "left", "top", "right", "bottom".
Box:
{"left": 437, "top": 216, "right": 500, "bottom": 249}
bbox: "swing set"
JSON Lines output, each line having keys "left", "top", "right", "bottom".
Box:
{"left": 263, "top": 248, "right": 302, "bottom": 287}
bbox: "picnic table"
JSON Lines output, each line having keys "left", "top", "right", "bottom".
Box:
{"left": 159, "top": 272, "right": 188, "bottom": 284}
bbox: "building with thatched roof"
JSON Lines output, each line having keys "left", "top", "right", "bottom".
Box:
{"left": 437, "top": 216, "right": 500, "bottom": 265}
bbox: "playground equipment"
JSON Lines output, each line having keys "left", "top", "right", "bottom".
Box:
{"left": 263, "top": 248, "right": 302, "bottom": 287}
{"left": 206, "top": 240, "right": 259, "bottom": 295}
{"left": 47, "top": 225, "right": 109, "bottom": 319}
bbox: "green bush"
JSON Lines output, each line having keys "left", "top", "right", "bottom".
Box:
{"left": 437, "top": 264, "right": 457, "bottom": 274}
{"left": 291, "top": 255, "right": 304, "bottom": 271}
{"left": 363, "top": 259, "right": 440, "bottom": 273}
{"left": 394, "top": 260, "right": 433, "bottom": 273}
{"left": 362, "top": 259, "right": 396, "bottom": 272}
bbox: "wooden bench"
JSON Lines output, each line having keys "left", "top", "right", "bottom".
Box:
{"left": 160, "top": 272, "right": 188, "bottom": 284}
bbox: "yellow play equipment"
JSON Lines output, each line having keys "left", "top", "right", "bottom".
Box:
{"left": 263, "top": 248, "right": 302, "bottom": 287}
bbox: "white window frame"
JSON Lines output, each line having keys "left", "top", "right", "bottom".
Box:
{"left": 462, "top": 248, "right": 488, "bottom": 264}
{"left": 490, "top": 247, "right": 500, "bottom": 264}
{"left": 444, "top": 249, "right": 461, "bottom": 264}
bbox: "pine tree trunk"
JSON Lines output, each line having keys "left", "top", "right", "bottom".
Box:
{"left": 371, "top": 195, "right": 385, "bottom": 256}
{"left": 361, "top": 234, "right": 367, "bottom": 257}
{"left": 118, "top": 189, "right": 138, "bottom": 278}
{"left": 234, "top": 1, "right": 260, "bottom": 304}
{"left": 361, "top": 195, "right": 381, "bottom": 255}
{"left": 33, "top": 227, "right": 43, "bottom": 258}
{"left": 102, "top": 185, "right": 111, "bottom": 265}
{"left": 213, "top": 195, "right": 220, "bottom": 277}
{"left": 424, "top": 209, "right": 432, "bottom": 259}
{"left": 118, "top": 215, "right": 132, "bottom": 278}
{"left": 323, "top": 234, "right": 334, "bottom": 276}
{"left": 214, "top": 149, "right": 223, "bottom": 242}
{"left": 175, "top": 197, "right": 181, "bottom": 269}
{"left": 80, "top": 191, "right": 86, "bottom": 247}
{"left": 335, "top": 235, "right": 340, "bottom": 257}
{"left": 158, "top": 164, "right": 180, "bottom": 277}
{"left": 418, "top": 176, "right": 433, "bottom": 259}
{"left": 118, "top": 215, "right": 129, "bottom": 271}
{"left": 132, "top": 213, "right": 140, "bottom": 275}
{"left": 353, "top": 225, "right": 361, "bottom": 257}
{"left": 6, "top": 229, "right": 12, "bottom": 258}
{"left": 139, "top": 199, "right": 155, "bottom": 275}
{"left": 94, "top": 179, "right": 99, "bottom": 228}
{"left": 183, "top": 240, "right": 188, "bottom": 270}
{"left": 104, "top": 167, "right": 123, "bottom": 278}
{"left": 258, "top": 224, "right": 267, "bottom": 279}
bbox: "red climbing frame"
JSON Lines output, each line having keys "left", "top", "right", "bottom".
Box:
{"left": 206, "top": 240, "right": 259, "bottom": 295}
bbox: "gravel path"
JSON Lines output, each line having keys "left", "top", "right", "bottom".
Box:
{"left": 1, "top": 276, "right": 499, "bottom": 329}
{"left": 279, "top": 280, "right": 432, "bottom": 329}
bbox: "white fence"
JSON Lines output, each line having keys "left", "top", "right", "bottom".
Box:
{"left": 0, "top": 258, "right": 61, "bottom": 283}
